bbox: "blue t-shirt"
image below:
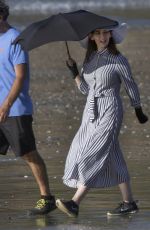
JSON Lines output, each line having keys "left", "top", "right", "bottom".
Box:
{"left": 0, "top": 27, "right": 33, "bottom": 116}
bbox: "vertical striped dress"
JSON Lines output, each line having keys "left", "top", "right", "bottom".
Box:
{"left": 63, "top": 48, "right": 141, "bottom": 188}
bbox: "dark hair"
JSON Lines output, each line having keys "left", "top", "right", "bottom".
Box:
{"left": 0, "top": 0, "right": 9, "bottom": 20}
{"left": 84, "top": 32, "right": 119, "bottom": 64}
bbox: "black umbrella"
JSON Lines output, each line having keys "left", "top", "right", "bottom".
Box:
{"left": 13, "top": 10, "right": 118, "bottom": 56}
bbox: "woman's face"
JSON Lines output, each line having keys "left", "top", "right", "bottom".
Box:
{"left": 90, "top": 29, "right": 111, "bottom": 50}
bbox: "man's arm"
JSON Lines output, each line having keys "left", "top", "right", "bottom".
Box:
{"left": 0, "top": 63, "right": 27, "bottom": 122}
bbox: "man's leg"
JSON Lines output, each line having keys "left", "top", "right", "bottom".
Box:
{"left": 22, "top": 150, "right": 50, "bottom": 196}
{"left": 22, "top": 150, "right": 56, "bottom": 215}
{"left": 0, "top": 128, "right": 9, "bottom": 155}
{"left": 1, "top": 116, "right": 56, "bottom": 215}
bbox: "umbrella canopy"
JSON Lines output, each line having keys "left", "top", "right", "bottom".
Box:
{"left": 13, "top": 10, "right": 118, "bottom": 51}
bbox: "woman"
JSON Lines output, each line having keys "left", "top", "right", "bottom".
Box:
{"left": 56, "top": 23, "right": 148, "bottom": 217}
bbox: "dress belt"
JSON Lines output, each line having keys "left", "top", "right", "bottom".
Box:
{"left": 88, "top": 92, "right": 117, "bottom": 123}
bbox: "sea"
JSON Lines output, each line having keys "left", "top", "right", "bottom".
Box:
{"left": 6, "top": 0, "right": 150, "bottom": 14}
{"left": 5, "top": 0, "right": 150, "bottom": 29}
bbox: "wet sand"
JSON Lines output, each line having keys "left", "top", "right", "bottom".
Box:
{"left": 0, "top": 27, "right": 150, "bottom": 229}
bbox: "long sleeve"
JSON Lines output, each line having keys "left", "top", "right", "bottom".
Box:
{"left": 78, "top": 69, "right": 90, "bottom": 95}
{"left": 117, "top": 54, "right": 141, "bottom": 107}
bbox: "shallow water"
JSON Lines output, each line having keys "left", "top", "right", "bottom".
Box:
{"left": 0, "top": 101, "right": 150, "bottom": 230}
{"left": 0, "top": 154, "right": 150, "bottom": 230}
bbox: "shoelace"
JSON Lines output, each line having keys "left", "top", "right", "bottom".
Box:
{"left": 35, "top": 199, "right": 47, "bottom": 209}
{"left": 116, "top": 202, "right": 127, "bottom": 210}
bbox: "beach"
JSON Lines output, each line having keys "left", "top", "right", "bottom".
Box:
{"left": 0, "top": 15, "right": 150, "bottom": 230}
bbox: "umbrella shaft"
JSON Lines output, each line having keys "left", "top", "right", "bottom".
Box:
{"left": 65, "top": 41, "right": 71, "bottom": 59}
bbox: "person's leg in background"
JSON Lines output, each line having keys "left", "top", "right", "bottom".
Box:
{"left": 107, "top": 182, "right": 138, "bottom": 216}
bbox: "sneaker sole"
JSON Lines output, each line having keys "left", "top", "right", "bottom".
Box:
{"left": 107, "top": 209, "right": 138, "bottom": 216}
{"left": 56, "top": 199, "right": 77, "bottom": 218}
{"left": 27, "top": 206, "right": 57, "bottom": 216}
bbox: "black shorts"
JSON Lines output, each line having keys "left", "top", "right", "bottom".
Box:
{"left": 0, "top": 115, "right": 36, "bottom": 157}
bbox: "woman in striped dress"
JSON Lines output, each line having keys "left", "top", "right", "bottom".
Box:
{"left": 56, "top": 23, "right": 148, "bottom": 217}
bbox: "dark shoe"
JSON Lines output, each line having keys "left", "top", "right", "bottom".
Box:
{"left": 56, "top": 199, "right": 79, "bottom": 217}
{"left": 107, "top": 201, "right": 138, "bottom": 216}
{"left": 28, "top": 196, "right": 56, "bottom": 216}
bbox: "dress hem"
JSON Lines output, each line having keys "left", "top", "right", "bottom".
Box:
{"left": 63, "top": 177, "right": 130, "bottom": 189}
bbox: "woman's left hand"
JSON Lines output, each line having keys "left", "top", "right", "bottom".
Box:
{"left": 135, "top": 107, "right": 148, "bottom": 124}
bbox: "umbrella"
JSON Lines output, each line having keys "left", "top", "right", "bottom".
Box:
{"left": 13, "top": 10, "right": 118, "bottom": 56}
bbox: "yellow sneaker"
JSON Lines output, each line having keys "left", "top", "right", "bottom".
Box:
{"left": 28, "top": 196, "right": 56, "bottom": 215}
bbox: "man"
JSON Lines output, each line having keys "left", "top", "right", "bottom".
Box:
{"left": 0, "top": 0, "right": 56, "bottom": 215}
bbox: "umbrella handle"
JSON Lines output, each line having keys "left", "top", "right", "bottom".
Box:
{"left": 65, "top": 41, "right": 71, "bottom": 59}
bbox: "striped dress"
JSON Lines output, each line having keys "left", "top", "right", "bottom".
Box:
{"left": 63, "top": 48, "right": 141, "bottom": 188}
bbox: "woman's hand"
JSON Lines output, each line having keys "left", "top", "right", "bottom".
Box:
{"left": 135, "top": 107, "right": 148, "bottom": 124}
{"left": 66, "top": 58, "right": 79, "bottom": 79}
